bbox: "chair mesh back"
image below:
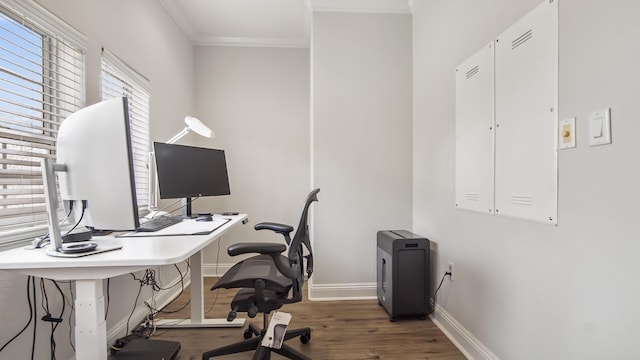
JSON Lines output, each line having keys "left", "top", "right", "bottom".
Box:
{"left": 288, "top": 188, "right": 320, "bottom": 283}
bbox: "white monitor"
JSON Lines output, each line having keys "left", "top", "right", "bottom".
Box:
{"left": 55, "top": 97, "right": 140, "bottom": 232}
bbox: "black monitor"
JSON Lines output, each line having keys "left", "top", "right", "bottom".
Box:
{"left": 153, "top": 142, "right": 230, "bottom": 217}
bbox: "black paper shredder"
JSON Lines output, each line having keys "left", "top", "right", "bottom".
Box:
{"left": 376, "top": 230, "right": 430, "bottom": 321}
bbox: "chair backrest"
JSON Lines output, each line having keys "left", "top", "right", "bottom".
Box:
{"left": 286, "top": 188, "right": 319, "bottom": 301}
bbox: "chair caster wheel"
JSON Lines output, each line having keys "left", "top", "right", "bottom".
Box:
{"left": 300, "top": 332, "right": 311, "bottom": 344}
{"left": 243, "top": 329, "right": 254, "bottom": 339}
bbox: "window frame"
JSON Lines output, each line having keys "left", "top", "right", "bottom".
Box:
{"left": 100, "top": 48, "right": 151, "bottom": 213}
{"left": 0, "top": 0, "right": 86, "bottom": 247}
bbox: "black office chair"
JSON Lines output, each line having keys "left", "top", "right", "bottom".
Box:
{"left": 202, "top": 188, "right": 320, "bottom": 360}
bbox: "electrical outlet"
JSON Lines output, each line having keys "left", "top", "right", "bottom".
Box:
{"left": 447, "top": 261, "right": 455, "bottom": 281}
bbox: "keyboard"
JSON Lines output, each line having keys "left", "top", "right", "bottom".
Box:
{"left": 137, "top": 214, "right": 183, "bottom": 232}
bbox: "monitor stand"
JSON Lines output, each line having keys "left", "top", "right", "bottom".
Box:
{"left": 41, "top": 158, "right": 106, "bottom": 257}
{"left": 182, "top": 197, "right": 192, "bottom": 218}
{"left": 45, "top": 243, "right": 122, "bottom": 258}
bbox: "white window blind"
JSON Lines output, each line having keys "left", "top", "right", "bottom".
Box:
{"left": 100, "top": 49, "right": 151, "bottom": 211}
{"left": 0, "top": 1, "right": 85, "bottom": 241}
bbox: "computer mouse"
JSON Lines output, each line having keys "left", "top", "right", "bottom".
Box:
{"left": 196, "top": 215, "right": 213, "bottom": 222}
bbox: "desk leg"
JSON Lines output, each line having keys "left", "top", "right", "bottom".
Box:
{"left": 155, "top": 250, "right": 244, "bottom": 328}
{"left": 190, "top": 249, "right": 205, "bottom": 322}
{"left": 75, "top": 279, "right": 107, "bottom": 360}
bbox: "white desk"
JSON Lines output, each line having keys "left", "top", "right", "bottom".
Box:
{"left": 0, "top": 214, "right": 247, "bottom": 360}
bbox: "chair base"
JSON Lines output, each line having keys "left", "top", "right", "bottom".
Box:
{"left": 202, "top": 325, "right": 311, "bottom": 360}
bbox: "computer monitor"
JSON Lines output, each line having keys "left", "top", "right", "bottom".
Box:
{"left": 153, "top": 142, "right": 230, "bottom": 217}
{"left": 55, "top": 97, "right": 140, "bottom": 232}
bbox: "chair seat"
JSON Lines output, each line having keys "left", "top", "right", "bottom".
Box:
{"left": 230, "top": 288, "right": 284, "bottom": 314}
{"left": 212, "top": 255, "right": 293, "bottom": 294}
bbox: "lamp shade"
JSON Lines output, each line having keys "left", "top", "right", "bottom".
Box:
{"left": 185, "top": 116, "right": 214, "bottom": 138}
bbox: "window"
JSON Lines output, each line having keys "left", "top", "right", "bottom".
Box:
{"left": 100, "top": 49, "right": 151, "bottom": 212}
{"left": 0, "top": 1, "right": 85, "bottom": 243}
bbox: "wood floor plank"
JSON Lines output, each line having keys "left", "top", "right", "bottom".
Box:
{"left": 145, "top": 278, "right": 466, "bottom": 359}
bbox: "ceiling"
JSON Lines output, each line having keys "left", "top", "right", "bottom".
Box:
{"left": 159, "top": 0, "right": 417, "bottom": 48}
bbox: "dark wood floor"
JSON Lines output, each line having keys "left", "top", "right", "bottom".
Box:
{"left": 143, "top": 278, "right": 466, "bottom": 360}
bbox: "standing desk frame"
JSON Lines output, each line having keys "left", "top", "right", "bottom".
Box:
{"left": 0, "top": 214, "right": 247, "bottom": 360}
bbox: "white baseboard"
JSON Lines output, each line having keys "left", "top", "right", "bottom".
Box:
{"left": 203, "top": 263, "right": 234, "bottom": 277}
{"left": 308, "top": 281, "right": 377, "bottom": 300}
{"left": 205, "top": 266, "right": 378, "bottom": 300}
{"left": 430, "top": 304, "right": 500, "bottom": 360}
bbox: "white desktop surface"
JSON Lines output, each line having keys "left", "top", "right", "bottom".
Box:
{"left": 0, "top": 214, "right": 247, "bottom": 360}
{"left": 0, "top": 217, "right": 235, "bottom": 278}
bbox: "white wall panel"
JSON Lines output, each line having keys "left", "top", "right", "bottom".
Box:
{"left": 455, "top": 42, "right": 495, "bottom": 214}
{"left": 494, "top": 0, "right": 558, "bottom": 224}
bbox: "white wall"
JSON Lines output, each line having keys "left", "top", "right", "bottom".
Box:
{"left": 192, "top": 46, "right": 311, "bottom": 269}
{"left": 413, "top": 0, "right": 640, "bottom": 359}
{"left": 311, "top": 12, "right": 413, "bottom": 298}
{"left": 0, "top": 1, "right": 195, "bottom": 358}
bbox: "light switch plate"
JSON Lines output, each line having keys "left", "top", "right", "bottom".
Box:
{"left": 558, "top": 117, "right": 576, "bottom": 149}
{"left": 588, "top": 108, "right": 611, "bottom": 146}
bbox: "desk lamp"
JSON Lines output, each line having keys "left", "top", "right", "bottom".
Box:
{"left": 166, "top": 116, "right": 214, "bottom": 144}
{"left": 148, "top": 116, "right": 214, "bottom": 213}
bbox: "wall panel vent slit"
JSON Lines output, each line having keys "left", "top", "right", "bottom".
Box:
{"left": 466, "top": 65, "right": 480, "bottom": 79}
{"left": 512, "top": 29, "right": 533, "bottom": 50}
{"left": 465, "top": 193, "right": 480, "bottom": 202}
{"left": 511, "top": 195, "right": 534, "bottom": 206}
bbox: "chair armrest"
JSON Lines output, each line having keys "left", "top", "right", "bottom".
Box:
{"left": 227, "top": 242, "right": 299, "bottom": 280}
{"left": 254, "top": 222, "right": 294, "bottom": 235}
{"left": 227, "top": 242, "right": 287, "bottom": 256}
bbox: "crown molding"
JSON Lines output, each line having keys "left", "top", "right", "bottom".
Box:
{"left": 195, "top": 36, "right": 309, "bottom": 48}
{"left": 161, "top": 0, "right": 309, "bottom": 48}
{"left": 310, "top": 0, "right": 411, "bottom": 14}
{"left": 161, "top": 0, "right": 414, "bottom": 48}
{"left": 159, "top": 0, "right": 198, "bottom": 43}
{"left": 408, "top": 0, "right": 424, "bottom": 13}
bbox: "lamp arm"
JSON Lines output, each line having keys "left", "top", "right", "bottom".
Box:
{"left": 165, "top": 127, "right": 189, "bottom": 144}
{"left": 148, "top": 126, "right": 189, "bottom": 211}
